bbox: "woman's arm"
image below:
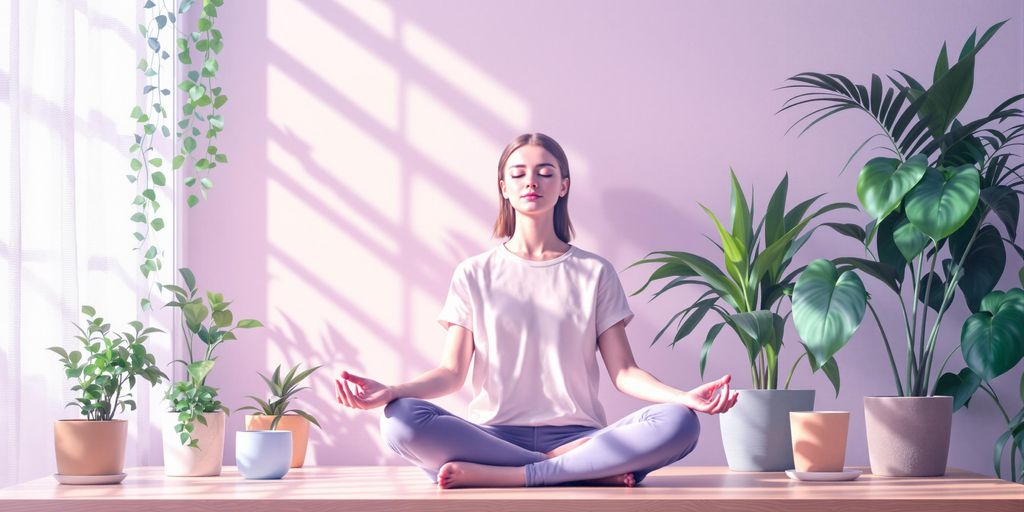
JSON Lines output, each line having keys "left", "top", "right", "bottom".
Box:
{"left": 337, "top": 324, "right": 474, "bottom": 409}
{"left": 598, "top": 320, "right": 737, "bottom": 414}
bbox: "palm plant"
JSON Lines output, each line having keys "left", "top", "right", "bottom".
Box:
{"left": 629, "top": 171, "right": 859, "bottom": 392}
{"left": 238, "top": 364, "right": 323, "bottom": 431}
{"left": 782, "top": 21, "right": 1024, "bottom": 480}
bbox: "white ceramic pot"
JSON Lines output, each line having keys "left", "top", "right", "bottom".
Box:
{"left": 162, "top": 410, "right": 226, "bottom": 477}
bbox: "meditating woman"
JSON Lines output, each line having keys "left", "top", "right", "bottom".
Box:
{"left": 335, "top": 133, "right": 738, "bottom": 489}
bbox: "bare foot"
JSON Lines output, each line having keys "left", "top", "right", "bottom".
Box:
{"left": 437, "top": 461, "right": 526, "bottom": 489}
{"left": 545, "top": 436, "right": 592, "bottom": 459}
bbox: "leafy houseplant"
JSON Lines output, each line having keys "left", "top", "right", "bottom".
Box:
{"left": 783, "top": 21, "right": 1023, "bottom": 477}
{"left": 49, "top": 306, "right": 166, "bottom": 479}
{"left": 629, "top": 171, "right": 860, "bottom": 471}
{"left": 630, "top": 172, "right": 859, "bottom": 392}
{"left": 129, "top": 0, "right": 229, "bottom": 305}
{"left": 160, "top": 267, "right": 263, "bottom": 477}
{"left": 238, "top": 364, "right": 322, "bottom": 468}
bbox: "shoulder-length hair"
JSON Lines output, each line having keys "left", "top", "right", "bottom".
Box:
{"left": 491, "top": 133, "right": 575, "bottom": 243}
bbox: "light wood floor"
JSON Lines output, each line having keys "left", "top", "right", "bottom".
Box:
{"left": 0, "top": 466, "right": 1021, "bottom": 512}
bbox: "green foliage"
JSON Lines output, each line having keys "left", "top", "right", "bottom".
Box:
{"left": 792, "top": 259, "right": 867, "bottom": 371}
{"left": 237, "top": 364, "right": 323, "bottom": 431}
{"left": 48, "top": 306, "right": 167, "bottom": 421}
{"left": 629, "top": 172, "right": 853, "bottom": 390}
{"left": 131, "top": 0, "right": 229, "bottom": 307}
{"left": 784, "top": 21, "right": 1024, "bottom": 481}
{"left": 162, "top": 267, "right": 263, "bottom": 447}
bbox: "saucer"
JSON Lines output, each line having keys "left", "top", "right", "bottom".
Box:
{"left": 53, "top": 473, "right": 127, "bottom": 485}
{"left": 785, "top": 469, "right": 862, "bottom": 482}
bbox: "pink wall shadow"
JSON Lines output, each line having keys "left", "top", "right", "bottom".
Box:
{"left": 186, "top": 0, "right": 1024, "bottom": 475}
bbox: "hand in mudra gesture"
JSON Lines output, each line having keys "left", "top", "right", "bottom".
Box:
{"left": 335, "top": 371, "right": 394, "bottom": 410}
{"left": 680, "top": 374, "right": 738, "bottom": 415}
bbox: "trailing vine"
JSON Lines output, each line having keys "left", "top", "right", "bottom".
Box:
{"left": 129, "top": 0, "right": 228, "bottom": 308}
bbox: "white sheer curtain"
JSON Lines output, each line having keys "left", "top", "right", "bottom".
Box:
{"left": 1, "top": 0, "right": 178, "bottom": 487}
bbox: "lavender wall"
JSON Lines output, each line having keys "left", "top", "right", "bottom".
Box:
{"left": 186, "top": 0, "right": 1024, "bottom": 476}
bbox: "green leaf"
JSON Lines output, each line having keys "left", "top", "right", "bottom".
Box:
{"left": 728, "top": 170, "right": 752, "bottom": 252}
{"left": 236, "top": 319, "right": 263, "bottom": 329}
{"left": 81, "top": 305, "right": 96, "bottom": 317}
{"left": 934, "top": 367, "right": 980, "bottom": 411}
{"left": 917, "top": 271, "right": 951, "bottom": 313}
{"left": 187, "top": 195, "right": 199, "bottom": 208}
{"left": 200, "top": 178, "right": 213, "bottom": 190}
{"left": 198, "top": 16, "right": 212, "bottom": 31}
{"left": 145, "top": 246, "right": 158, "bottom": 259}
{"left": 933, "top": 42, "right": 950, "bottom": 85}
{"left": 698, "top": 323, "right": 725, "bottom": 379}
{"left": 961, "top": 289, "right": 1024, "bottom": 380}
{"left": 187, "top": 360, "right": 215, "bottom": 383}
{"left": 822, "top": 222, "right": 865, "bottom": 243}
{"left": 179, "top": 268, "right": 196, "bottom": 292}
{"left": 792, "top": 259, "right": 867, "bottom": 369}
{"left": 130, "top": 105, "right": 144, "bottom": 119}
{"left": 131, "top": 212, "right": 147, "bottom": 223}
{"left": 212, "top": 309, "right": 233, "bottom": 327}
{"left": 152, "top": 171, "right": 166, "bottom": 186}
{"left": 856, "top": 155, "right": 928, "bottom": 221}
{"left": 905, "top": 165, "right": 980, "bottom": 241}
{"left": 213, "top": 95, "right": 228, "bottom": 108}
{"left": 182, "top": 302, "right": 209, "bottom": 329}
{"left": 151, "top": 218, "right": 165, "bottom": 231}
{"left": 203, "top": 58, "right": 218, "bottom": 75}
{"left": 951, "top": 225, "right": 1005, "bottom": 312}
{"left": 172, "top": 155, "right": 185, "bottom": 170}
{"left": 184, "top": 137, "right": 197, "bottom": 153}
{"left": 131, "top": 159, "right": 142, "bottom": 171}
{"left": 892, "top": 216, "right": 930, "bottom": 261}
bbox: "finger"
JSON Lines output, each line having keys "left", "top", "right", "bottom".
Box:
{"left": 341, "top": 379, "right": 360, "bottom": 409}
{"left": 709, "top": 387, "right": 727, "bottom": 413}
{"left": 342, "top": 370, "right": 366, "bottom": 385}
{"left": 716, "top": 381, "right": 731, "bottom": 413}
{"left": 339, "top": 380, "right": 352, "bottom": 407}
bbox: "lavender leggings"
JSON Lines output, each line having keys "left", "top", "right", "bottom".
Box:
{"left": 379, "top": 398, "right": 700, "bottom": 486}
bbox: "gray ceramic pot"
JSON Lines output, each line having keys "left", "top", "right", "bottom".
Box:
{"left": 864, "top": 396, "right": 952, "bottom": 476}
{"left": 719, "top": 389, "right": 815, "bottom": 471}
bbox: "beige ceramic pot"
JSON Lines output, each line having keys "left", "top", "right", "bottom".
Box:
{"left": 53, "top": 419, "right": 127, "bottom": 476}
{"left": 162, "top": 410, "right": 226, "bottom": 477}
{"left": 245, "top": 414, "right": 310, "bottom": 468}
{"left": 789, "top": 411, "right": 849, "bottom": 472}
{"left": 864, "top": 396, "right": 952, "bottom": 477}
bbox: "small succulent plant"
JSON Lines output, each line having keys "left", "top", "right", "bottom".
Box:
{"left": 238, "top": 364, "right": 322, "bottom": 431}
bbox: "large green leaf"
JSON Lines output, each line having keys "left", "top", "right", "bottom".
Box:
{"left": 764, "top": 174, "right": 789, "bottom": 247}
{"left": 833, "top": 257, "right": 900, "bottom": 294}
{"left": 792, "top": 259, "right": 868, "bottom": 369}
{"left": 698, "top": 323, "right": 726, "bottom": 379}
{"left": 728, "top": 310, "right": 784, "bottom": 357}
{"left": 187, "top": 360, "right": 215, "bottom": 383}
{"left": 905, "top": 165, "right": 980, "bottom": 240}
{"left": 729, "top": 170, "right": 753, "bottom": 254}
{"left": 951, "top": 225, "right": 1006, "bottom": 312}
{"left": 917, "top": 271, "right": 952, "bottom": 313}
{"left": 893, "top": 217, "right": 930, "bottom": 261}
{"left": 980, "top": 186, "right": 1019, "bottom": 242}
{"left": 649, "top": 251, "right": 743, "bottom": 309}
{"left": 856, "top": 155, "right": 928, "bottom": 221}
{"left": 961, "top": 289, "right": 1024, "bottom": 380}
{"left": 934, "top": 367, "right": 981, "bottom": 411}
{"left": 182, "top": 302, "right": 209, "bottom": 330}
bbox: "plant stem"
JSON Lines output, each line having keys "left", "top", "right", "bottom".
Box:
{"left": 909, "top": 253, "right": 925, "bottom": 393}
{"left": 933, "top": 343, "right": 962, "bottom": 389}
{"left": 979, "top": 382, "right": 1011, "bottom": 424}
{"left": 867, "top": 301, "right": 904, "bottom": 396}
{"left": 784, "top": 352, "right": 807, "bottom": 390}
{"left": 915, "top": 244, "right": 940, "bottom": 394}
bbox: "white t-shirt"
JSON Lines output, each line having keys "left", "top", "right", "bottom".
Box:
{"left": 438, "top": 244, "right": 635, "bottom": 428}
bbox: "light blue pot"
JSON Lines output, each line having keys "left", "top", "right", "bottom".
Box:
{"left": 719, "top": 389, "right": 815, "bottom": 471}
{"left": 236, "top": 431, "right": 292, "bottom": 479}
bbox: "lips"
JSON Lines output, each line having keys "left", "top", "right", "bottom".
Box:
{"left": 522, "top": 194, "right": 541, "bottom": 199}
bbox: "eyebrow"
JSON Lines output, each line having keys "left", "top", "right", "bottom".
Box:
{"left": 508, "top": 163, "right": 556, "bottom": 170}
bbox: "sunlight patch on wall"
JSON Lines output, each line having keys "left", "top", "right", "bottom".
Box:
{"left": 267, "top": 64, "right": 402, "bottom": 229}
{"left": 334, "top": 0, "right": 395, "bottom": 39}
{"left": 401, "top": 21, "right": 530, "bottom": 130}
{"left": 270, "top": 0, "right": 399, "bottom": 130}
{"left": 267, "top": 178, "right": 403, "bottom": 348}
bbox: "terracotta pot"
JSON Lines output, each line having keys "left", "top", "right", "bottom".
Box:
{"left": 161, "top": 410, "right": 226, "bottom": 477}
{"left": 790, "top": 411, "right": 849, "bottom": 472}
{"left": 864, "top": 396, "right": 952, "bottom": 477}
{"left": 53, "top": 420, "right": 127, "bottom": 476}
{"left": 719, "top": 389, "right": 815, "bottom": 471}
{"left": 245, "top": 414, "right": 310, "bottom": 468}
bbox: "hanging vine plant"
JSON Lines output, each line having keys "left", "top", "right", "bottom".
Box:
{"left": 129, "top": 0, "right": 228, "bottom": 308}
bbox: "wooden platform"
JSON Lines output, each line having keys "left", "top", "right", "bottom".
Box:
{"left": 1, "top": 466, "right": 1021, "bottom": 511}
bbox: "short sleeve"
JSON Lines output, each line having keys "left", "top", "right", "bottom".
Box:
{"left": 595, "top": 265, "right": 634, "bottom": 336}
{"left": 438, "top": 263, "right": 474, "bottom": 332}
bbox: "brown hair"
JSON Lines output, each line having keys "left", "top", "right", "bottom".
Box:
{"left": 491, "top": 133, "right": 575, "bottom": 243}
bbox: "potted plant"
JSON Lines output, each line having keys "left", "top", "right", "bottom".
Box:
{"left": 782, "top": 21, "right": 1023, "bottom": 476}
{"left": 160, "top": 267, "right": 263, "bottom": 476}
{"left": 49, "top": 306, "right": 166, "bottom": 484}
{"left": 238, "top": 364, "right": 323, "bottom": 468}
{"left": 630, "top": 171, "right": 862, "bottom": 471}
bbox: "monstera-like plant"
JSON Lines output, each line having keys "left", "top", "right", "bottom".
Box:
{"left": 630, "top": 171, "right": 859, "bottom": 471}
{"left": 783, "top": 21, "right": 1023, "bottom": 477}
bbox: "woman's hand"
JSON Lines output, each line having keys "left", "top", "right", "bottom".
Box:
{"left": 680, "top": 374, "right": 738, "bottom": 415}
{"left": 335, "top": 370, "right": 394, "bottom": 410}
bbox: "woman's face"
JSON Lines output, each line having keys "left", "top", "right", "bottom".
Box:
{"left": 500, "top": 144, "right": 569, "bottom": 218}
